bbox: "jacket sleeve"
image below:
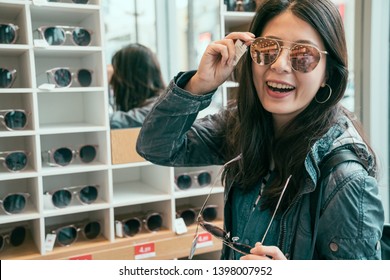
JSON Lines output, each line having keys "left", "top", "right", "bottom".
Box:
{"left": 316, "top": 162, "right": 384, "bottom": 259}
{"left": 136, "top": 71, "right": 228, "bottom": 167}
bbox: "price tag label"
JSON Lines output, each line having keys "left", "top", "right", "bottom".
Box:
{"left": 196, "top": 232, "right": 213, "bottom": 248}
{"left": 69, "top": 254, "right": 92, "bottom": 260}
{"left": 44, "top": 233, "right": 56, "bottom": 252}
{"left": 174, "top": 218, "right": 188, "bottom": 235}
{"left": 134, "top": 242, "right": 156, "bottom": 260}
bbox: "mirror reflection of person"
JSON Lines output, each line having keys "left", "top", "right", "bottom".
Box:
{"left": 108, "top": 43, "right": 166, "bottom": 129}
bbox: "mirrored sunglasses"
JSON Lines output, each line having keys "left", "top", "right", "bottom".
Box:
{"left": 0, "top": 193, "right": 30, "bottom": 214}
{"left": 36, "top": 25, "right": 92, "bottom": 46}
{"left": 116, "top": 212, "right": 163, "bottom": 237}
{"left": 0, "top": 150, "right": 29, "bottom": 172}
{"left": 46, "top": 67, "right": 93, "bottom": 88}
{"left": 42, "top": 145, "right": 98, "bottom": 167}
{"left": 48, "top": 0, "right": 89, "bottom": 3}
{"left": 175, "top": 170, "right": 212, "bottom": 190}
{"left": 250, "top": 37, "right": 328, "bottom": 73}
{"left": 0, "top": 67, "right": 17, "bottom": 88}
{"left": 0, "top": 23, "right": 19, "bottom": 44}
{"left": 176, "top": 204, "right": 218, "bottom": 226}
{"left": 0, "top": 225, "right": 26, "bottom": 251}
{"left": 45, "top": 185, "right": 99, "bottom": 208}
{"left": 49, "top": 220, "right": 101, "bottom": 247}
{"left": 0, "top": 110, "right": 28, "bottom": 130}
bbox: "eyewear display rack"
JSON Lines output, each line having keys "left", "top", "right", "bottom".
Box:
{"left": 0, "top": 0, "right": 224, "bottom": 260}
{"left": 220, "top": 1, "right": 255, "bottom": 107}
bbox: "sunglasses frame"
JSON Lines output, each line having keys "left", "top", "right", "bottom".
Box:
{"left": 175, "top": 170, "right": 213, "bottom": 190}
{"left": 115, "top": 212, "right": 163, "bottom": 237}
{"left": 250, "top": 37, "right": 328, "bottom": 73}
{"left": 0, "top": 192, "right": 30, "bottom": 215}
{"left": 42, "top": 144, "right": 98, "bottom": 167}
{"left": 0, "top": 225, "right": 27, "bottom": 251}
{"left": 36, "top": 25, "right": 93, "bottom": 46}
{"left": 0, "top": 23, "right": 19, "bottom": 44}
{"left": 50, "top": 220, "right": 101, "bottom": 247}
{"left": 176, "top": 204, "right": 218, "bottom": 226}
{"left": 0, "top": 150, "right": 29, "bottom": 172}
{"left": 0, "top": 109, "right": 29, "bottom": 131}
{"left": 0, "top": 67, "right": 17, "bottom": 88}
{"left": 46, "top": 67, "right": 93, "bottom": 88}
{"left": 44, "top": 184, "right": 99, "bottom": 209}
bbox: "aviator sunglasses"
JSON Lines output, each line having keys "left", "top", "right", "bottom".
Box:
{"left": 115, "top": 212, "right": 163, "bottom": 237}
{"left": 0, "top": 23, "right": 19, "bottom": 44}
{"left": 189, "top": 154, "right": 292, "bottom": 259}
{"left": 0, "top": 193, "right": 30, "bottom": 214}
{"left": 44, "top": 185, "right": 99, "bottom": 208}
{"left": 49, "top": 220, "right": 101, "bottom": 247}
{"left": 36, "top": 25, "right": 92, "bottom": 46}
{"left": 175, "top": 170, "right": 212, "bottom": 190}
{"left": 0, "top": 68, "right": 17, "bottom": 88}
{"left": 0, "top": 151, "right": 28, "bottom": 172}
{"left": 42, "top": 145, "right": 98, "bottom": 167}
{"left": 0, "top": 225, "right": 26, "bottom": 251}
{"left": 250, "top": 37, "right": 328, "bottom": 73}
{"left": 46, "top": 67, "right": 93, "bottom": 88}
{"left": 0, "top": 110, "right": 28, "bottom": 130}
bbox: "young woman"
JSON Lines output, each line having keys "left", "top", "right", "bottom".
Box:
{"left": 136, "top": 0, "right": 384, "bottom": 259}
{"left": 109, "top": 43, "right": 165, "bottom": 129}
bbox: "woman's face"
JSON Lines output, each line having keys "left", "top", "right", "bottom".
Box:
{"left": 252, "top": 10, "right": 327, "bottom": 130}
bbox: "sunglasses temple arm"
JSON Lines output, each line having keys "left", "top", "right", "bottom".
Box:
{"left": 222, "top": 240, "right": 249, "bottom": 256}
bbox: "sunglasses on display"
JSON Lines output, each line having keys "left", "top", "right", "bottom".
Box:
{"left": 115, "top": 212, "right": 163, "bottom": 237}
{"left": 0, "top": 151, "right": 28, "bottom": 172}
{"left": 42, "top": 145, "right": 98, "bottom": 167}
{"left": 0, "top": 110, "right": 28, "bottom": 131}
{"left": 175, "top": 170, "right": 212, "bottom": 190}
{"left": 46, "top": 67, "right": 93, "bottom": 88}
{"left": 0, "top": 193, "right": 30, "bottom": 215}
{"left": 0, "top": 23, "right": 19, "bottom": 44}
{"left": 49, "top": 220, "right": 101, "bottom": 247}
{"left": 0, "top": 225, "right": 26, "bottom": 251}
{"left": 176, "top": 204, "right": 218, "bottom": 226}
{"left": 36, "top": 25, "right": 92, "bottom": 46}
{"left": 48, "top": 0, "right": 90, "bottom": 4}
{"left": 250, "top": 37, "right": 328, "bottom": 73}
{"left": 0, "top": 68, "right": 17, "bottom": 88}
{"left": 44, "top": 185, "right": 99, "bottom": 208}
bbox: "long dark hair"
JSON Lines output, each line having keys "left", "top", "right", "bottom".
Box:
{"left": 222, "top": 0, "right": 374, "bottom": 211}
{"left": 110, "top": 43, "right": 165, "bottom": 111}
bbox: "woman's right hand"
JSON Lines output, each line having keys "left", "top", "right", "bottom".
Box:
{"left": 184, "top": 32, "right": 255, "bottom": 95}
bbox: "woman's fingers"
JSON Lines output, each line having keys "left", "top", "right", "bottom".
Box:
{"left": 240, "top": 243, "right": 287, "bottom": 260}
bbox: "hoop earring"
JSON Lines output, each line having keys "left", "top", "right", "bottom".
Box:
{"left": 315, "top": 84, "right": 332, "bottom": 104}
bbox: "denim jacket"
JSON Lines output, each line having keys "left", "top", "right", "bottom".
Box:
{"left": 136, "top": 71, "right": 384, "bottom": 260}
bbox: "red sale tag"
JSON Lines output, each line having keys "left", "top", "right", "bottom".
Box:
{"left": 69, "top": 254, "right": 92, "bottom": 260}
{"left": 196, "top": 232, "right": 213, "bottom": 248}
{"left": 134, "top": 242, "right": 156, "bottom": 260}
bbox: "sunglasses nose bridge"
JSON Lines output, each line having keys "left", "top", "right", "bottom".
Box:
{"left": 270, "top": 45, "right": 293, "bottom": 73}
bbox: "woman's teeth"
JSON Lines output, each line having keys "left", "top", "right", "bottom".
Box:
{"left": 267, "top": 81, "right": 295, "bottom": 92}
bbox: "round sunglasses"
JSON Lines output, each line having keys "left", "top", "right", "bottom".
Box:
{"left": 0, "top": 193, "right": 30, "bottom": 214}
{"left": 0, "top": 110, "right": 28, "bottom": 131}
{"left": 0, "top": 151, "right": 28, "bottom": 172}
{"left": 250, "top": 37, "right": 328, "bottom": 73}
{"left": 46, "top": 67, "right": 93, "bottom": 88}
{"left": 50, "top": 220, "right": 101, "bottom": 247}
{"left": 37, "top": 25, "right": 92, "bottom": 46}
{"left": 116, "top": 212, "right": 163, "bottom": 237}
{"left": 45, "top": 185, "right": 99, "bottom": 208}
{"left": 0, "top": 226, "right": 26, "bottom": 251}
{"left": 175, "top": 170, "right": 212, "bottom": 190}
{"left": 42, "top": 145, "right": 98, "bottom": 167}
{"left": 0, "top": 23, "right": 19, "bottom": 44}
{"left": 177, "top": 204, "right": 218, "bottom": 226}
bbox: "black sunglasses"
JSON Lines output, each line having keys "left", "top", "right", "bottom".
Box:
{"left": 42, "top": 145, "right": 98, "bottom": 167}
{"left": 115, "top": 212, "right": 163, "bottom": 237}
{"left": 0, "top": 109, "right": 28, "bottom": 130}
{"left": 36, "top": 25, "right": 92, "bottom": 46}
{"left": 0, "top": 67, "right": 17, "bottom": 88}
{"left": 50, "top": 220, "right": 101, "bottom": 247}
{"left": 0, "top": 193, "right": 30, "bottom": 214}
{"left": 0, "top": 150, "right": 29, "bottom": 172}
{"left": 0, "top": 23, "right": 19, "bottom": 44}
{"left": 46, "top": 67, "right": 93, "bottom": 88}
{"left": 45, "top": 185, "right": 99, "bottom": 208}
{"left": 0, "top": 225, "right": 26, "bottom": 251}
{"left": 175, "top": 170, "right": 212, "bottom": 190}
{"left": 176, "top": 204, "right": 218, "bottom": 226}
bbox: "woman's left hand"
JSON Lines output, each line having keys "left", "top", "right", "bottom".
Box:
{"left": 240, "top": 242, "right": 287, "bottom": 260}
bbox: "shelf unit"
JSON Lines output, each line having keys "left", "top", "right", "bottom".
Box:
{"left": 0, "top": 0, "right": 225, "bottom": 260}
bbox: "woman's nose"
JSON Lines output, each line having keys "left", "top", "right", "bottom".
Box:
{"left": 270, "top": 47, "right": 292, "bottom": 74}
